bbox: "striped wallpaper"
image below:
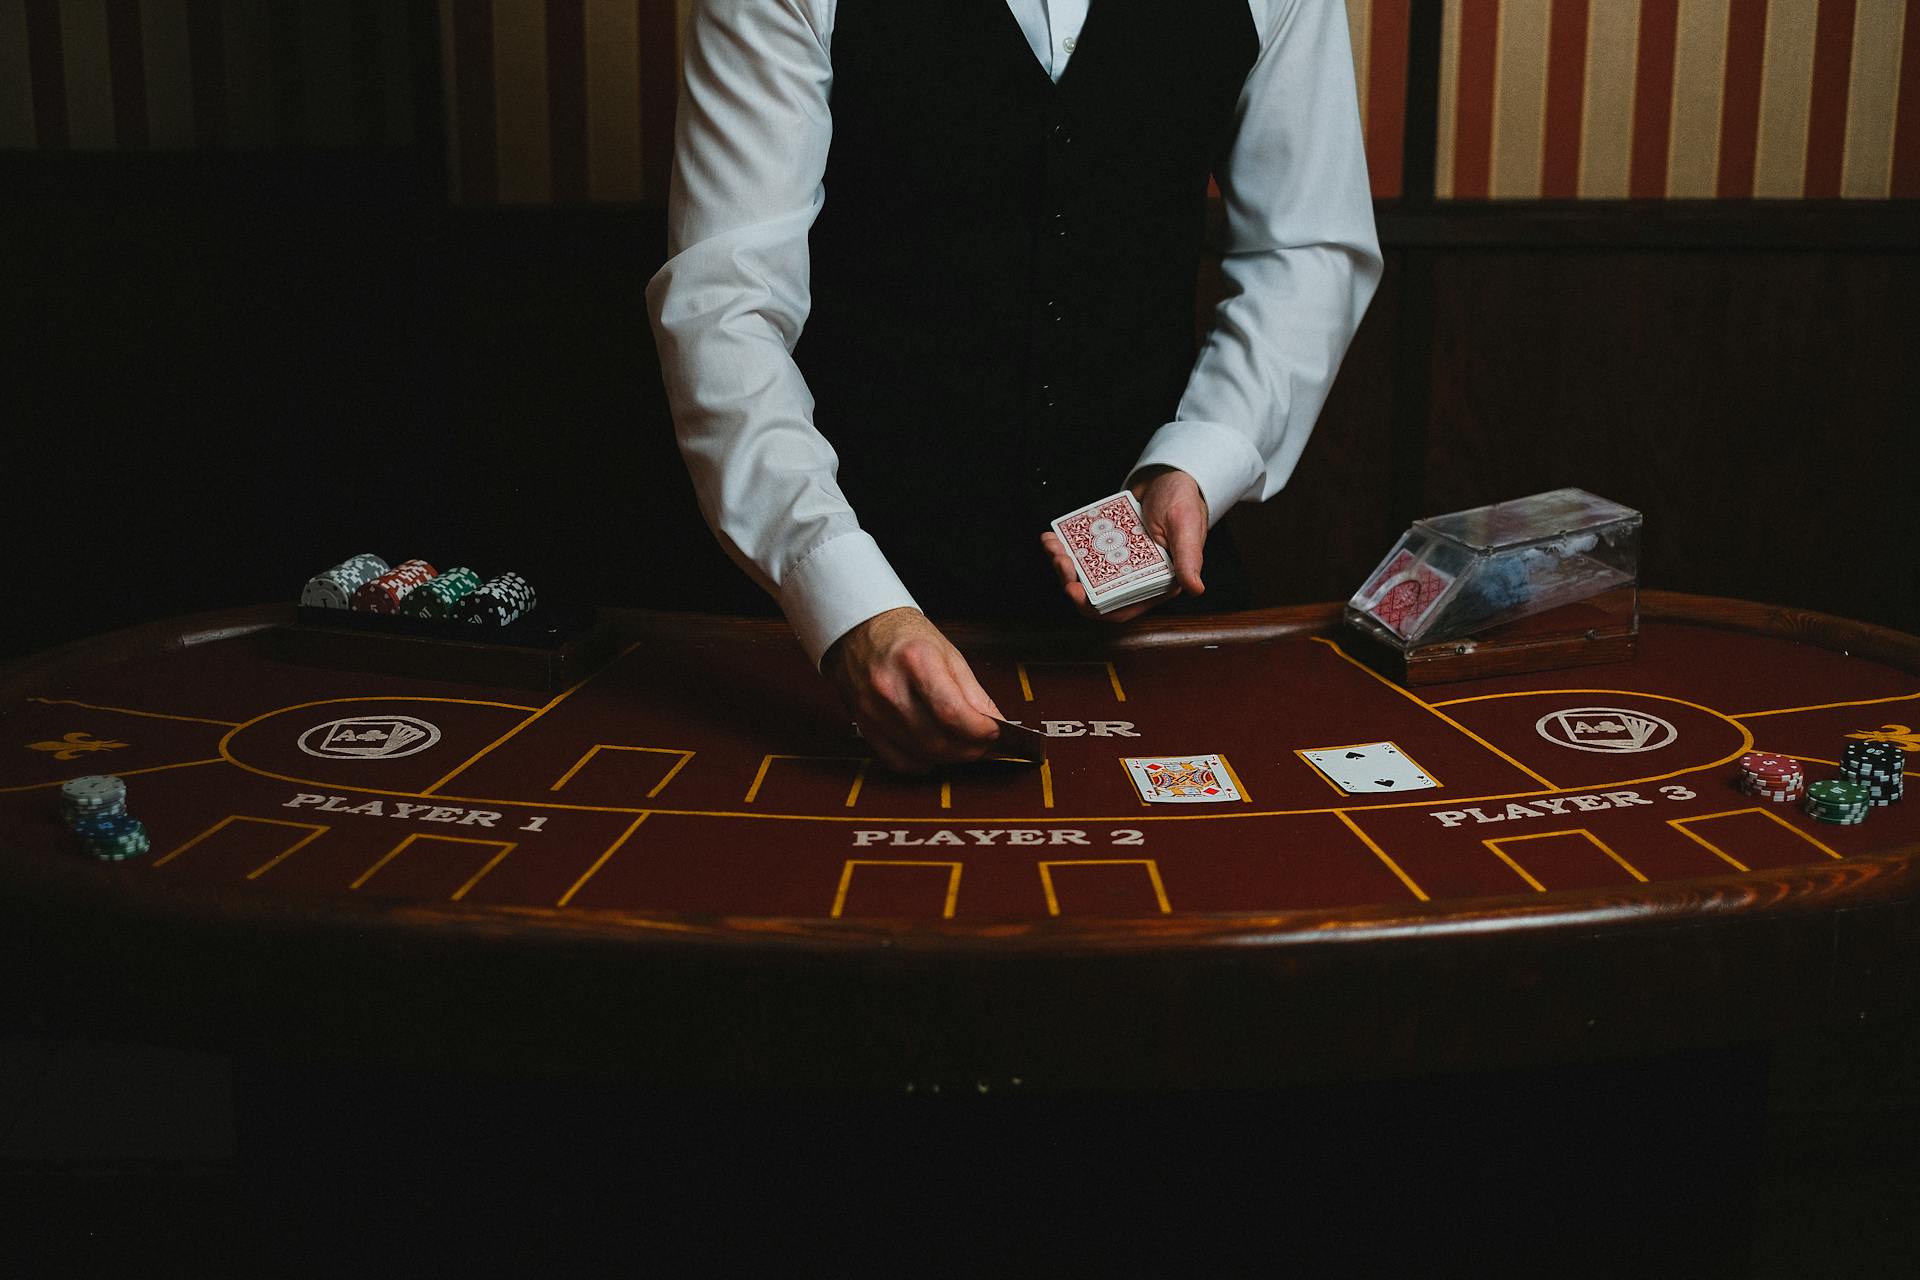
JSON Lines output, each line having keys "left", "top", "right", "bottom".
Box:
{"left": 442, "top": 0, "right": 1406, "bottom": 205}
{"left": 0, "top": 0, "right": 419, "bottom": 151}
{"left": 1352, "top": 0, "right": 1413, "bottom": 198}
{"left": 1438, "top": 0, "right": 1920, "bottom": 198}
{"left": 440, "top": 0, "right": 687, "bottom": 205}
{"left": 5, "top": 0, "right": 1914, "bottom": 201}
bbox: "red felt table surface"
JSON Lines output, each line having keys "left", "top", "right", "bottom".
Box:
{"left": 3, "top": 594, "right": 1916, "bottom": 1087}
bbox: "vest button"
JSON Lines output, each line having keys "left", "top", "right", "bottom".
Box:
{"left": 1050, "top": 123, "right": 1072, "bottom": 144}
{"left": 1053, "top": 212, "right": 1068, "bottom": 239}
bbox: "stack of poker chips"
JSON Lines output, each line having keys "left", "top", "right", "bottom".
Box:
{"left": 301, "top": 553, "right": 389, "bottom": 609}
{"left": 1839, "top": 741, "right": 1906, "bottom": 808}
{"left": 350, "top": 559, "right": 439, "bottom": 614}
{"left": 399, "top": 566, "right": 482, "bottom": 619}
{"left": 61, "top": 775, "right": 151, "bottom": 861}
{"left": 1804, "top": 778, "right": 1871, "bottom": 826}
{"left": 451, "top": 572, "right": 538, "bottom": 627}
{"left": 1736, "top": 751, "right": 1806, "bottom": 803}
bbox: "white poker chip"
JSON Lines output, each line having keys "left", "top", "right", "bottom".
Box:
{"left": 61, "top": 775, "right": 126, "bottom": 806}
{"left": 303, "top": 553, "right": 391, "bottom": 608}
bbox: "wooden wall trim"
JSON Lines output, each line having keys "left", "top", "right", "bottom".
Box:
{"left": 1376, "top": 197, "right": 1920, "bottom": 249}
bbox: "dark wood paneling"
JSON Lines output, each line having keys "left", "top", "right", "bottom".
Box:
{"left": 3, "top": 170, "right": 1916, "bottom": 661}
{"left": 1380, "top": 200, "right": 1920, "bottom": 248}
{"left": 1419, "top": 246, "right": 1920, "bottom": 634}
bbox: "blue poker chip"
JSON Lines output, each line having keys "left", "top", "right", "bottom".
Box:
{"left": 70, "top": 810, "right": 137, "bottom": 839}
{"left": 82, "top": 818, "right": 152, "bottom": 862}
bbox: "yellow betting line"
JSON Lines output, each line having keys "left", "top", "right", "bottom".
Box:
{"left": 1733, "top": 691, "right": 1920, "bottom": 720}
{"left": 27, "top": 697, "right": 241, "bottom": 727}
{"left": 558, "top": 813, "right": 650, "bottom": 908}
{"left": 1483, "top": 840, "right": 1547, "bottom": 893}
{"left": 0, "top": 757, "right": 225, "bottom": 795}
{"left": 1335, "top": 810, "right": 1428, "bottom": 902}
{"left": 1311, "top": 637, "right": 1558, "bottom": 789}
{"left": 418, "top": 640, "right": 645, "bottom": 795}
{"left": 213, "top": 737, "right": 1754, "bottom": 824}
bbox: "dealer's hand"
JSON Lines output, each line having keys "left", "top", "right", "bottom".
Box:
{"left": 823, "top": 607, "right": 1004, "bottom": 774}
{"left": 1040, "top": 466, "right": 1209, "bottom": 623}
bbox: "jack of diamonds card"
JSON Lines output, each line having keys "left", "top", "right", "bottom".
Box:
{"left": 1051, "top": 492, "right": 1170, "bottom": 601}
{"left": 1122, "top": 754, "right": 1247, "bottom": 804}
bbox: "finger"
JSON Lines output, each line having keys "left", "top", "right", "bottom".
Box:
{"left": 1093, "top": 599, "right": 1154, "bottom": 624}
{"left": 1066, "top": 581, "right": 1105, "bottom": 621}
{"left": 923, "top": 707, "right": 997, "bottom": 762}
{"left": 922, "top": 682, "right": 998, "bottom": 752}
{"left": 913, "top": 669, "right": 1000, "bottom": 760}
{"left": 1168, "top": 509, "right": 1206, "bottom": 597}
{"left": 892, "top": 647, "right": 994, "bottom": 760}
{"left": 885, "top": 681, "right": 949, "bottom": 760}
{"left": 1044, "top": 541, "right": 1100, "bottom": 617}
{"left": 943, "top": 650, "right": 1006, "bottom": 731}
{"left": 1042, "top": 535, "right": 1079, "bottom": 591}
{"left": 860, "top": 715, "right": 935, "bottom": 775}
{"left": 856, "top": 652, "right": 947, "bottom": 763}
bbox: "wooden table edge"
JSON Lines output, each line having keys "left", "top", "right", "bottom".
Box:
{"left": 4, "top": 591, "right": 1918, "bottom": 957}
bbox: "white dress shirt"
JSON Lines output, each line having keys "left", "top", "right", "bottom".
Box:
{"left": 648, "top": 0, "right": 1383, "bottom": 665}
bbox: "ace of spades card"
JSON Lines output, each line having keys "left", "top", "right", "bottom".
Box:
{"left": 1299, "top": 742, "right": 1439, "bottom": 796}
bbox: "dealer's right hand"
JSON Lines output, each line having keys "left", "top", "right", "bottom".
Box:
{"left": 822, "top": 607, "right": 1004, "bottom": 774}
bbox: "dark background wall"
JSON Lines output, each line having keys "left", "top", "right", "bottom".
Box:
{"left": 4, "top": 0, "right": 1918, "bottom": 664}
{"left": 3, "top": 159, "right": 754, "bottom": 663}
{"left": 1227, "top": 206, "right": 1920, "bottom": 631}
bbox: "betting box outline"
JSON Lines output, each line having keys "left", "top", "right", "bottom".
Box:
{"left": 14, "top": 677, "right": 1919, "bottom": 917}
{"left": 195, "top": 686, "right": 1760, "bottom": 826}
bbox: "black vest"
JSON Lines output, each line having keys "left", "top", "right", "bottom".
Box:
{"left": 794, "top": 0, "right": 1258, "bottom": 615}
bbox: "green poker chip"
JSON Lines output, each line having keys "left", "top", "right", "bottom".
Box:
{"left": 76, "top": 814, "right": 150, "bottom": 861}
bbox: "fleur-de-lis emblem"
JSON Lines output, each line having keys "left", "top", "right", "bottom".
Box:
{"left": 1845, "top": 724, "right": 1920, "bottom": 753}
{"left": 28, "top": 731, "right": 129, "bottom": 761}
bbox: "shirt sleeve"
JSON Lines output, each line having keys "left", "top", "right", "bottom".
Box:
{"left": 1128, "top": 0, "right": 1384, "bottom": 523}
{"left": 646, "top": 0, "right": 917, "bottom": 667}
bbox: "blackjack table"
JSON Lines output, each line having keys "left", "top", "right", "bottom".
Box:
{"left": 4, "top": 592, "right": 1917, "bottom": 1093}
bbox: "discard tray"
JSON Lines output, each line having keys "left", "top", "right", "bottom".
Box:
{"left": 268, "top": 604, "right": 617, "bottom": 692}
{"left": 1352, "top": 586, "right": 1639, "bottom": 686}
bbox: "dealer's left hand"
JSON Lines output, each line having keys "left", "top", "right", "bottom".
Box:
{"left": 1040, "top": 466, "right": 1209, "bottom": 624}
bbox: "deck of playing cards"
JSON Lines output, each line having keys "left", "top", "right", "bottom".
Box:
{"left": 1050, "top": 491, "right": 1174, "bottom": 614}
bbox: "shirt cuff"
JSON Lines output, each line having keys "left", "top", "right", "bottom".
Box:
{"left": 778, "top": 530, "right": 921, "bottom": 669}
{"left": 1127, "top": 421, "right": 1267, "bottom": 529}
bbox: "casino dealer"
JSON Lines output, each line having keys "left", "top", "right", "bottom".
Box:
{"left": 648, "top": 0, "right": 1380, "bottom": 772}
